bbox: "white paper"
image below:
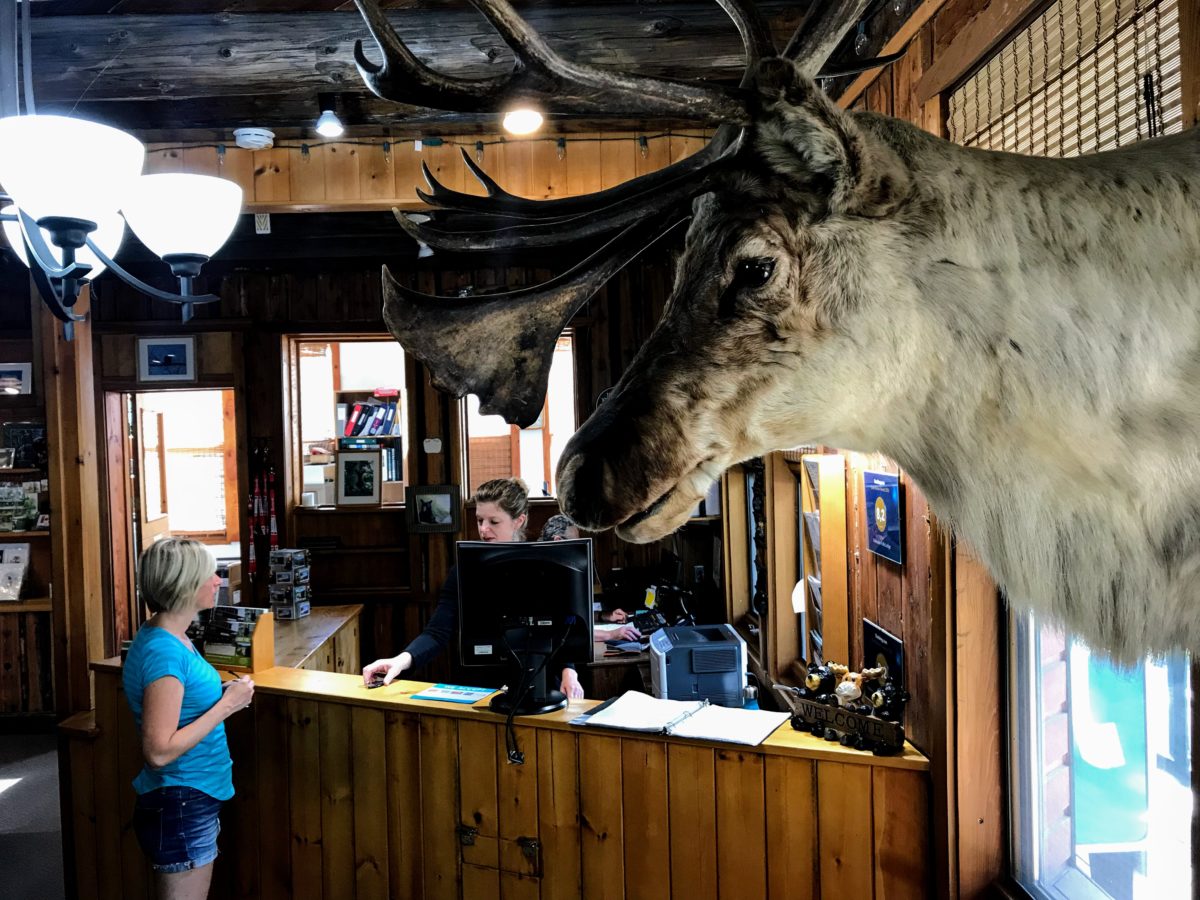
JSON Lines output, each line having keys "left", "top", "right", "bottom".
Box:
{"left": 667, "top": 705, "right": 790, "bottom": 746}
{"left": 584, "top": 691, "right": 704, "bottom": 733}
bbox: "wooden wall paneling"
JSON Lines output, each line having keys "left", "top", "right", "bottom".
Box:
{"left": 766, "top": 453, "right": 800, "bottom": 682}
{"left": 218, "top": 146, "right": 256, "bottom": 199}
{"left": 420, "top": 714, "right": 461, "bottom": 900}
{"left": 578, "top": 733, "right": 624, "bottom": 900}
{"left": 599, "top": 132, "right": 637, "bottom": 190}
{"left": 901, "top": 483, "right": 933, "bottom": 754}
{"left": 668, "top": 131, "right": 708, "bottom": 163}
{"left": 115, "top": 693, "right": 152, "bottom": 899}
{"left": 536, "top": 729, "right": 582, "bottom": 900}
{"left": 0, "top": 613, "right": 18, "bottom": 711}
{"left": 620, "top": 738, "right": 671, "bottom": 899}
{"left": 24, "top": 612, "right": 52, "bottom": 712}
{"left": 846, "top": 453, "right": 867, "bottom": 668}
{"left": 67, "top": 731, "right": 100, "bottom": 900}
{"left": 634, "top": 132, "right": 672, "bottom": 179}
{"left": 424, "top": 139, "right": 466, "bottom": 195}
{"left": 565, "top": 133, "right": 603, "bottom": 197}
{"left": 723, "top": 466, "right": 750, "bottom": 626}
{"left": 144, "top": 145, "right": 184, "bottom": 173}
{"left": 287, "top": 698, "right": 324, "bottom": 900}
{"left": 765, "top": 756, "right": 817, "bottom": 900}
{"left": 256, "top": 693, "right": 292, "bottom": 900}
{"left": 352, "top": 710, "right": 391, "bottom": 900}
{"left": 666, "top": 744, "right": 717, "bottom": 900}
{"left": 253, "top": 148, "right": 293, "bottom": 204}
{"left": 816, "top": 761, "right": 874, "bottom": 899}
{"left": 501, "top": 138, "right": 534, "bottom": 199}
{"left": 463, "top": 862, "right": 501, "bottom": 899}
{"left": 929, "top": 527, "right": 956, "bottom": 900}
{"left": 953, "top": 548, "right": 1004, "bottom": 897}
{"left": 872, "top": 768, "right": 931, "bottom": 900}
{"left": 392, "top": 139, "right": 424, "bottom": 204}
{"left": 323, "top": 143, "right": 362, "bottom": 203}
{"left": 529, "top": 133, "right": 566, "bottom": 199}
{"left": 837, "top": 0, "right": 953, "bottom": 109}
{"left": 41, "top": 296, "right": 106, "bottom": 713}
{"left": 386, "top": 711, "right": 425, "bottom": 899}
{"left": 358, "top": 140, "right": 397, "bottom": 202}
{"left": 715, "top": 748, "right": 767, "bottom": 900}
{"left": 496, "top": 725, "right": 539, "bottom": 877}
{"left": 892, "top": 18, "right": 934, "bottom": 123}
{"left": 1183, "top": 0, "right": 1199, "bottom": 129}
{"left": 459, "top": 719, "right": 502, "bottom": 870}
{"left": 873, "top": 464, "right": 905, "bottom": 642}
{"left": 501, "top": 870, "right": 540, "bottom": 900}
{"left": 867, "top": 64, "right": 895, "bottom": 116}
{"left": 91, "top": 673, "right": 123, "bottom": 900}
{"left": 815, "top": 455, "right": 850, "bottom": 667}
{"left": 181, "top": 145, "right": 219, "bottom": 177}
{"left": 319, "top": 702, "right": 356, "bottom": 900}
{"left": 219, "top": 702, "right": 261, "bottom": 899}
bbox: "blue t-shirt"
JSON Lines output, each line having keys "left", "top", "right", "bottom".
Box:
{"left": 122, "top": 625, "right": 234, "bottom": 801}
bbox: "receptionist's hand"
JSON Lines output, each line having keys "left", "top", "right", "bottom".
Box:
{"left": 560, "top": 668, "right": 585, "bottom": 700}
{"left": 602, "top": 609, "right": 629, "bottom": 624}
{"left": 362, "top": 652, "right": 412, "bottom": 686}
{"left": 608, "top": 624, "right": 641, "bottom": 642}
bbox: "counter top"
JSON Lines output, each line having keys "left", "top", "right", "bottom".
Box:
{"left": 233, "top": 663, "right": 930, "bottom": 772}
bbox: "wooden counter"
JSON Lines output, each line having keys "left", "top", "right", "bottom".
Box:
{"left": 62, "top": 660, "right": 930, "bottom": 900}
{"left": 273, "top": 604, "right": 362, "bottom": 672}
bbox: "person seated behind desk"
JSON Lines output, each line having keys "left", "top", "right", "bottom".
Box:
{"left": 540, "top": 513, "right": 641, "bottom": 643}
{"left": 365, "top": 479, "right": 605, "bottom": 696}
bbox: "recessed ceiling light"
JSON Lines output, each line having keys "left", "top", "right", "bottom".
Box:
{"left": 315, "top": 93, "right": 344, "bottom": 139}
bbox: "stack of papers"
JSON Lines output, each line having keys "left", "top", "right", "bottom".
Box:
{"left": 575, "top": 691, "right": 789, "bottom": 746}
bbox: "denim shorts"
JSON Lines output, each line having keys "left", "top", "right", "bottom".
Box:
{"left": 132, "top": 786, "right": 223, "bottom": 873}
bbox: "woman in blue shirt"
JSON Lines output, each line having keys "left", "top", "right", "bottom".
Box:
{"left": 122, "top": 538, "right": 255, "bottom": 899}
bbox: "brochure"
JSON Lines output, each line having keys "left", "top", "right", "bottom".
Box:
{"left": 410, "top": 683, "right": 496, "bottom": 704}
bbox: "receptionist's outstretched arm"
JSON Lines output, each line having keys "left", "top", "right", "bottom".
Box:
{"left": 363, "top": 568, "right": 460, "bottom": 684}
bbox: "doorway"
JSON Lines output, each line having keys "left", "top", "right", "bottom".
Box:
{"left": 106, "top": 388, "right": 241, "bottom": 639}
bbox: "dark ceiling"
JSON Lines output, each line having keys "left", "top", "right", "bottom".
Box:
{"left": 18, "top": 1, "right": 915, "bottom": 141}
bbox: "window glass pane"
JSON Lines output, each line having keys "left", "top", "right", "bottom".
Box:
{"left": 1012, "top": 613, "right": 1192, "bottom": 899}
{"left": 465, "top": 334, "right": 577, "bottom": 497}
{"left": 296, "top": 338, "right": 409, "bottom": 505}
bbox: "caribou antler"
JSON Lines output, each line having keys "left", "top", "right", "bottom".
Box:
{"left": 357, "top": 0, "right": 870, "bottom": 424}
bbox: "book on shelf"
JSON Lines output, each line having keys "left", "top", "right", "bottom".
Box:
{"left": 572, "top": 690, "right": 789, "bottom": 746}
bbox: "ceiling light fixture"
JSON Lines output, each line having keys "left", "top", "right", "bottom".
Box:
{"left": 502, "top": 108, "right": 543, "bottom": 135}
{"left": 315, "top": 93, "right": 345, "bottom": 139}
{"left": 0, "top": 114, "right": 243, "bottom": 337}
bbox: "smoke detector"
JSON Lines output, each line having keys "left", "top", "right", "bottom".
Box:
{"left": 233, "top": 127, "right": 275, "bottom": 151}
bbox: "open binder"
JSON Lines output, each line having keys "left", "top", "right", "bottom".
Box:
{"left": 573, "top": 691, "right": 789, "bottom": 746}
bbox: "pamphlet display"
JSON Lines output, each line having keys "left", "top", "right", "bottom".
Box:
{"left": 187, "top": 606, "right": 274, "bottom": 672}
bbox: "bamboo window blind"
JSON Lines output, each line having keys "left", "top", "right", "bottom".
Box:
{"left": 948, "top": 0, "right": 1182, "bottom": 155}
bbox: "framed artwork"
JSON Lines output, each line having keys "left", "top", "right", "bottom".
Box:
{"left": 336, "top": 451, "right": 381, "bottom": 506}
{"left": 0, "top": 363, "right": 32, "bottom": 395}
{"left": 404, "top": 484, "right": 461, "bottom": 533}
{"left": 137, "top": 336, "right": 196, "bottom": 383}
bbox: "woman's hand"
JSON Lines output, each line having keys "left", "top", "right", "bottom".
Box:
{"left": 560, "top": 668, "right": 585, "bottom": 699}
{"left": 363, "top": 652, "right": 412, "bottom": 686}
{"left": 602, "top": 609, "right": 629, "bottom": 624}
{"left": 607, "top": 624, "right": 642, "bottom": 642}
{"left": 221, "top": 675, "right": 255, "bottom": 714}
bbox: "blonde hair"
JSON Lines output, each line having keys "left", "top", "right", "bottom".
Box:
{"left": 473, "top": 477, "right": 529, "bottom": 538}
{"left": 138, "top": 538, "right": 216, "bottom": 614}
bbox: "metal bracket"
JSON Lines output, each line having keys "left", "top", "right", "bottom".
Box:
{"left": 455, "top": 824, "right": 478, "bottom": 846}
{"left": 517, "top": 836, "right": 540, "bottom": 860}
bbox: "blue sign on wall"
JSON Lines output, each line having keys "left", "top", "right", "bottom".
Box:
{"left": 864, "top": 471, "right": 903, "bottom": 565}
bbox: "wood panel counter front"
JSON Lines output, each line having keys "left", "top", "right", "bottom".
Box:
{"left": 63, "top": 663, "right": 931, "bottom": 900}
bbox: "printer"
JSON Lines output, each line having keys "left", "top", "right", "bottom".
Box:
{"left": 649, "top": 624, "right": 747, "bottom": 708}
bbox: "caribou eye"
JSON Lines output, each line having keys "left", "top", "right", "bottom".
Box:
{"left": 735, "top": 257, "right": 775, "bottom": 289}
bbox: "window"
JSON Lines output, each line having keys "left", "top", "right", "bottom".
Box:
{"left": 292, "top": 338, "right": 409, "bottom": 506}
{"left": 465, "top": 333, "right": 577, "bottom": 497}
{"left": 950, "top": 2, "right": 1191, "bottom": 897}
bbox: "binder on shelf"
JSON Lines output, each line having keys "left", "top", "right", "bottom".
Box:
{"left": 344, "top": 402, "right": 367, "bottom": 437}
{"left": 366, "top": 403, "right": 387, "bottom": 435}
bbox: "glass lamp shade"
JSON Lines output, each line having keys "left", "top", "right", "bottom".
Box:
{"left": 0, "top": 115, "right": 145, "bottom": 226}
{"left": 2, "top": 204, "right": 126, "bottom": 281}
{"left": 120, "top": 174, "right": 243, "bottom": 259}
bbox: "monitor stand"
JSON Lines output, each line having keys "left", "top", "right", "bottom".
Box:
{"left": 488, "top": 633, "right": 567, "bottom": 716}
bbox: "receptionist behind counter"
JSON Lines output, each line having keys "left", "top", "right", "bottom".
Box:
{"left": 363, "top": 477, "right": 593, "bottom": 697}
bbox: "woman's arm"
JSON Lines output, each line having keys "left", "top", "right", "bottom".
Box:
{"left": 363, "top": 568, "right": 459, "bottom": 684}
{"left": 140, "top": 675, "right": 254, "bottom": 769}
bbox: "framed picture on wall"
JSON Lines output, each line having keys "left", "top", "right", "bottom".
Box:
{"left": 336, "top": 451, "right": 381, "bottom": 506}
{"left": 137, "top": 337, "right": 196, "bottom": 383}
{"left": 404, "top": 484, "right": 461, "bottom": 533}
{"left": 0, "top": 363, "right": 32, "bottom": 395}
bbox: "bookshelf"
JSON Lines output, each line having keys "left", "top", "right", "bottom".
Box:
{"left": 333, "top": 388, "right": 405, "bottom": 505}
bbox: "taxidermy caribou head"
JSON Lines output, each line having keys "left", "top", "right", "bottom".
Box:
{"left": 354, "top": 0, "right": 1200, "bottom": 662}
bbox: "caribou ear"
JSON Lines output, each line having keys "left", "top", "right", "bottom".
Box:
{"left": 750, "top": 59, "right": 910, "bottom": 218}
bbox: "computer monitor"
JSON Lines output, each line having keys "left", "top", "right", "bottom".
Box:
{"left": 457, "top": 538, "right": 595, "bottom": 715}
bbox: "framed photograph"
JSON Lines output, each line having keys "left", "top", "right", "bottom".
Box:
{"left": 404, "top": 484, "right": 461, "bottom": 533}
{"left": 0, "top": 363, "right": 32, "bottom": 395}
{"left": 336, "top": 451, "right": 381, "bottom": 506}
{"left": 137, "top": 336, "right": 196, "bottom": 383}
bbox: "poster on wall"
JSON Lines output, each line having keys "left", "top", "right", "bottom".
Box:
{"left": 863, "top": 471, "right": 903, "bottom": 565}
